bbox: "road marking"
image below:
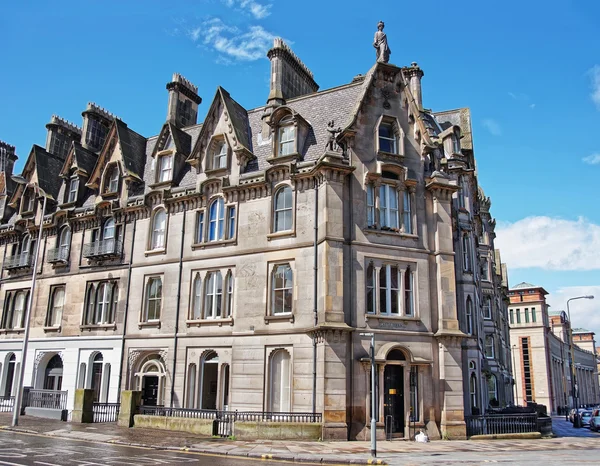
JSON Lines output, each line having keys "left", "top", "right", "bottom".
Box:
{"left": 0, "top": 460, "right": 28, "bottom": 466}
{"left": 34, "top": 462, "right": 62, "bottom": 466}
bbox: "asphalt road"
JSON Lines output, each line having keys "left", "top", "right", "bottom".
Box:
{"left": 0, "top": 431, "right": 292, "bottom": 466}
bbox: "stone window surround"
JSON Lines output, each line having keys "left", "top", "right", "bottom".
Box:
{"left": 268, "top": 182, "right": 296, "bottom": 240}
{"left": 45, "top": 283, "right": 66, "bottom": 330}
{"left": 192, "top": 196, "right": 237, "bottom": 249}
{"left": 364, "top": 258, "right": 418, "bottom": 320}
{"left": 205, "top": 134, "right": 231, "bottom": 174}
{"left": 364, "top": 174, "right": 416, "bottom": 237}
{"left": 81, "top": 279, "right": 119, "bottom": 329}
{"left": 374, "top": 114, "right": 405, "bottom": 157}
{"left": 101, "top": 162, "right": 121, "bottom": 198}
{"left": 145, "top": 205, "right": 169, "bottom": 256}
{"left": 139, "top": 274, "right": 163, "bottom": 328}
{"left": 186, "top": 267, "right": 235, "bottom": 327}
{"left": 265, "top": 260, "right": 295, "bottom": 324}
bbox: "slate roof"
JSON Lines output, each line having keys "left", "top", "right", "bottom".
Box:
{"left": 31, "top": 145, "right": 66, "bottom": 200}
{"left": 72, "top": 142, "right": 98, "bottom": 175}
{"left": 433, "top": 108, "right": 473, "bottom": 151}
{"left": 220, "top": 88, "right": 251, "bottom": 153}
{"left": 512, "top": 282, "right": 537, "bottom": 290}
{"left": 114, "top": 120, "right": 147, "bottom": 180}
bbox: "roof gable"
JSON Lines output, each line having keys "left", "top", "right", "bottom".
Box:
{"left": 152, "top": 123, "right": 192, "bottom": 157}
{"left": 9, "top": 145, "right": 65, "bottom": 204}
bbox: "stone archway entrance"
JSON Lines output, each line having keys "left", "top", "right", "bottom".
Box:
{"left": 134, "top": 355, "right": 166, "bottom": 406}
{"left": 44, "top": 355, "right": 63, "bottom": 391}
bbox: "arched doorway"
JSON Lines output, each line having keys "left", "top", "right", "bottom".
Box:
{"left": 134, "top": 355, "right": 166, "bottom": 406}
{"left": 200, "top": 351, "right": 218, "bottom": 409}
{"left": 91, "top": 353, "right": 103, "bottom": 402}
{"left": 44, "top": 355, "right": 63, "bottom": 390}
{"left": 383, "top": 349, "right": 406, "bottom": 435}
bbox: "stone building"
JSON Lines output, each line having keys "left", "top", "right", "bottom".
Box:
{"left": 508, "top": 283, "right": 599, "bottom": 412}
{"left": 0, "top": 32, "right": 512, "bottom": 440}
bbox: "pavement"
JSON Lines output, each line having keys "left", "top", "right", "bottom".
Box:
{"left": 0, "top": 414, "right": 596, "bottom": 465}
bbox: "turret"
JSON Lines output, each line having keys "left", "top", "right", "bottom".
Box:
{"left": 82, "top": 102, "right": 115, "bottom": 152}
{"left": 45, "top": 115, "right": 82, "bottom": 159}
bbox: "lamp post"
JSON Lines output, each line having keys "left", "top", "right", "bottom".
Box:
{"left": 10, "top": 176, "right": 48, "bottom": 427}
{"left": 566, "top": 295, "right": 594, "bottom": 429}
{"left": 512, "top": 344, "right": 518, "bottom": 406}
{"left": 360, "top": 332, "right": 376, "bottom": 459}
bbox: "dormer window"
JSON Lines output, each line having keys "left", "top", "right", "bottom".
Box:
{"left": 158, "top": 155, "right": 173, "bottom": 183}
{"left": 67, "top": 178, "right": 79, "bottom": 203}
{"left": 277, "top": 118, "right": 296, "bottom": 157}
{"left": 213, "top": 141, "right": 228, "bottom": 169}
{"left": 206, "top": 137, "right": 229, "bottom": 172}
{"left": 105, "top": 164, "right": 120, "bottom": 194}
{"left": 379, "top": 123, "right": 397, "bottom": 154}
{"left": 21, "top": 188, "right": 36, "bottom": 214}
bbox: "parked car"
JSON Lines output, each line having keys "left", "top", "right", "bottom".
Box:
{"left": 580, "top": 410, "right": 592, "bottom": 428}
{"left": 589, "top": 409, "right": 600, "bottom": 432}
{"left": 569, "top": 408, "right": 588, "bottom": 423}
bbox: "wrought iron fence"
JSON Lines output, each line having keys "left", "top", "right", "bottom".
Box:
{"left": 82, "top": 240, "right": 122, "bottom": 258}
{"left": 465, "top": 413, "right": 538, "bottom": 437}
{"left": 0, "top": 396, "right": 14, "bottom": 412}
{"left": 92, "top": 402, "right": 120, "bottom": 423}
{"left": 3, "top": 252, "right": 32, "bottom": 270}
{"left": 25, "top": 389, "right": 68, "bottom": 410}
{"left": 47, "top": 246, "right": 70, "bottom": 263}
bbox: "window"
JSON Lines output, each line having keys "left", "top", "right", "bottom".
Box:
{"left": 212, "top": 141, "right": 228, "bottom": 170}
{"left": 56, "top": 226, "right": 71, "bottom": 262}
{"left": 158, "top": 155, "right": 173, "bottom": 183}
{"left": 271, "top": 264, "right": 293, "bottom": 315}
{"left": 481, "top": 258, "right": 489, "bottom": 281}
{"left": 457, "top": 176, "right": 465, "bottom": 209}
{"left": 67, "top": 178, "right": 79, "bottom": 203}
{"left": 277, "top": 118, "right": 295, "bottom": 156}
{"left": 83, "top": 281, "right": 118, "bottom": 325}
{"left": 85, "top": 117, "right": 107, "bottom": 150}
{"left": 366, "top": 263, "right": 415, "bottom": 317}
{"left": 195, "top": 211, "right": 205, "bottom": 244}
{"left": 150, "top": 209, "right": 167, "bottom": 250}
{"left": 483, "top": 297, "right": 492, "bottom": 320}
{"left": 105, "top": 165, "right": 119, "bottom": 193}
{"left": 144, "top": 277, "right": 162, "bottom": 322}
{"left": 208, "top": 198, "right": 225, "bottom": 241}
{"left": 521, "top": 337, "right": 534, "bottom": 402}
{"left": 380, "top": 264, "right": 400, "bottom": 314}
{"left": 380, "top": 184, "right": 399, "bottom": 229}
{"left": 409, "top": 366, "right": 419, "bottom": 421}
{"left": 268, "top": 349, "right": 291, "bottom": 412}
{"left": 531, "top": 307, "right": 537, "bottom": 323}
{"left": 22, "top": 189, "right": 35, "bottom": 214}
{"left": 227, "top": 207, "right": 236, "bottom": 240}
{"left": 273, "top": 186, "right": 293, "bottom": 232}
{"left": 525, "top": 308, "right": 530, "bottom": 323}
{"left": 462, "top": 234, "right": 471, "bottom": 272}
{"left": 404, "top": 266, "right": 414, "bottom": 316}
{"left": 204, "top": 271, "right": 223, "bottom": 319}
{"left": 469, "top": 373, "right": 478, "bottom": 411}
{"left": 49, "top": 131, "right": 69, "bottom": 158}
{"left": 485, "top": 335, "right": 495, "bottom": 359}
{"left": 402, "top": 191, "right": 412, "bottom": 234}
{"left": 378, "top": 122, "right": 397, "bottom": 154}
{"left": 487, "top": 375, "right": 497, "bottom": 406}
{"left": 46, "top": 286, "right": 65, "bottom": 327}
{"left": 1, "top": 290, "right": 28, "bottom": 330}
{"left": 366, "top": 264, "right": 376, "bottom": 314}
{"left": 510, "top": 309, "right": 514, "bottom": 324}
{"left": 452, "top": 133, "right": 461, "bottom": 154}
{"left": 225, "top": 271, "right": 234, "bottom": 317}
{"left": 466, "top": 297, "right": 473, "bottom": 334}
{"left": 366, "top": 185, "right": 376, "bottom": 227}
{"left": 190, "top": 274, "right": 202, "bottom": 320}
{"left": 516, "top": 309, "right": 521, "bottom": 323}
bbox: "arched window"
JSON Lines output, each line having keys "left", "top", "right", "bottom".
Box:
{"left": 470, "top": 373, "right": 478, "bottom": 411}
{"left": 47, "top": 286, "right": 65, "bottom": 327}
{"left": 269, "top": 350, "right": 291, "bottom": 412}
{"left": 225, "top": 270, "right": 234, "bottom": 318}
{"left": 271, "top": 264, "right": 293, "bottom": 315}
{"left": 273, "top": 186, "right": 293, "bottom": 232}
{"left": 95, "top": 283, "right": 112, "bottom": 324}
{"left": 466, "top": 297, "right": 473, "bottom": 335}
{"left": 44, "top": 355, "right": 63, "bottom": 391}
{"left": 150, "top": 209, "right": 167, "bottom": 250}
{"left": 487, "top": 374, "right": 498, "bottom": 406}
{"left": 103, "top": 218, "right": 115, "bottom": 241}
{"left": 200, "top": 351, "right": 219, "bottom": 409}
{"left": 58, "top": 227, "right": 71, "bottom": 261}
{"left": 277, "top": 117, "right": 295, "bottom": 156}
{"left": 191, "top": 274, "right": 202, "bottom": 320}
{"left": 145, "top": 277, "right": 162, "bottom": 321}
{"left": 204, "top": 271, "right": 223, "bottom": 319}
{"left": 106, "top": 165, "right": 120, "bottom": 193}
{"left": 208, "top": 198, "right": 225, "bottom": 242}
{"left": 366, "top": 264, "right": 375, "bottom": 314}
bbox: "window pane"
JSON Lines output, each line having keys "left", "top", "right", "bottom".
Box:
{"left": 379, "top": 266, "right": 387, "bottom": 314}
{"left": 196, "top": 212, "right": 204, "bottom": 243}
{"left": 227, "top": 207, "right": 236, "bottom": 240}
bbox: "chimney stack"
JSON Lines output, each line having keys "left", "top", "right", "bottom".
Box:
{"left": 166, "top": 73, "right": 202, "bottom": 128}
{"left": 0, "top": 140, "right": 17, "bottom": 177}
{"left": 45, "top": 115, "right": 82, "bottom": 159}
{"left": 404, "top": 62, "right": 424, "bottom": 110}
{"left": 82, "top": 102, "right": 115, "bottom": 153}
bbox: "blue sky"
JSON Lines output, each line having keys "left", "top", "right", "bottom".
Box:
{"left": 1, "top": 0, "right": 599, "bottom": 334}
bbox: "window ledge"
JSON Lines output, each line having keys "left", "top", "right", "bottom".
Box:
{"left": 101, "top": 192, "right": 119, "bottom": 200}
{"left": 0, "top": 328, "right": 24, "bottom": 335}
{"left": 267, "top": 230, "right": 295, "bottom": 241}
{"left": 377, "top": 150, "right": 403, "bottom": 159}
{"left": 265, "top": 314, "right": 294, "bottom": 324}
{"left": 138, "top": 320, "right": 161, "bottom": 330}
{"left": 148, "top": 181, "right": 173, "bottom": 190}
{"left": 205, "top": 167, "right": 229, "bottom": 177}
{"left": 58, "top": 201, "right": 77, "bottom": 209}
{"left": 366, "top": 313, "right": 418, "bottom": 321}
{"left": 43, "top": 326, "right": 61, "bottom": 333}
{"left": 80, "top": 323, "right": 117, "bottom": 331}
{"left": 266, "top": 153, "right": 300, "bottom": 165}
{"left": 191, "top": 239, "right": 236, "bottom": 250}
{"left": 363, "top": 228, "right": 418, "bottom": 239}
{"left": 145, "top": 248, "right": 166, "bottom": 257}
{"left": 186, "top": 317, "right": 234, "bottom": 327}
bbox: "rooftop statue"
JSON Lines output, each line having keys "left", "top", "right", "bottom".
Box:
{"left": 374, "top": 21, "right": 391, "bottom": 63}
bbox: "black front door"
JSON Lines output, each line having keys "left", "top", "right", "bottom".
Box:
{"left": 142, "top": 376, "right": 159, "bottom": 406}
{"left": 384, "top": 365, "right": 404, "bottom": 434}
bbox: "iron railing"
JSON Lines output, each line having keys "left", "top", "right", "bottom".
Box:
{"left": 25, "top": 389, "right": 68, "bottom": 410}
{"left": 234, "top": 411, "right": 322, "bottom": 423}
{"left": 82, "top": 239, "right": 122, "bottom": 258}
{"left": 0, "top": 396, "right": 14, "bottom": 412}
{"left": 138, "top": 406, "right": 321, "bottom": 423}
{"left": 465, "top": 413, "right": 538, "bottom": 437}
{"left": 47, "top": 246, "right": 70, "bottom": 263}
{"left": 92, "top": 402, "right": 120, "bottom": 423}
{"left": 3, "top": 252, "right": 32, "bottom": 270}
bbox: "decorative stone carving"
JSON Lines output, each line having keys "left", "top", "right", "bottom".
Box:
{"left": 373, "top": 21, "right": 391, "bottom": 63}
{"left": 325, "top": 120, "right": 342, "bottom": 151}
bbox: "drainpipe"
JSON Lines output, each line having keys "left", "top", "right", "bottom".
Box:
{"left": 170, "top": 208, "right": 186, "bottom": 408}
{"left": 117, "top": 215, "right": 136, "bottom": 402}
{"left": 312, "top": 179, "right": 319, "bottom": 417}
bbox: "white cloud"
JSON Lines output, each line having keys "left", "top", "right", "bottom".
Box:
{"left": 189, "top": 18, "right": 276, "bottom": 62}
{"left": 222, "top": 0, "right": 272, "bottom": 19}
{"left": 482, "top": 118, "right": 502, "bottom": 136}
{"left": 582, "top": 153, "right": 600, "bottom": 165}
{"left": 495, "top": 216, "right": 600, "bottom": 271}
{"left": 546, "top": 286, "right": 600, "bottom": 341}
{"left": 529, "top": 103, "right": 536, "bottom": 109}
{"left": 589, "top": 65, "right": 600, "bottom": 110}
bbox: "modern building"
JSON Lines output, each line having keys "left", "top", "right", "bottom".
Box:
{"left": 508, "top": 283, "right": 599, "bottom": 412}
{"left": 0, "top": 32, "right": 512, "bottom": 440}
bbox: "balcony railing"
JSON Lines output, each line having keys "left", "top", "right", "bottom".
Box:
{"left": 82, "top": 239, "right": 122, "bottom": 259}
{"left": 3, "top": 252, "right": 32, "bottom": 270}
{"left": 47, "top": 246, "right": 70, "bottom": 264}
{"left": 25, "top": 389, "right": 68, "bottom": 410}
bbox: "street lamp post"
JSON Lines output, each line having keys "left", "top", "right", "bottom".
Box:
{"left": 360, "top": 332, "right": 376, "bottom": 459}
{"left": 566, "top": 295, "right": 594, "bottom": 429}
{"left": 511, "top": 344, "right": 518, "bottom": 406}
{"left": 10, "top": 177, "right": 48, "bottom": 427}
